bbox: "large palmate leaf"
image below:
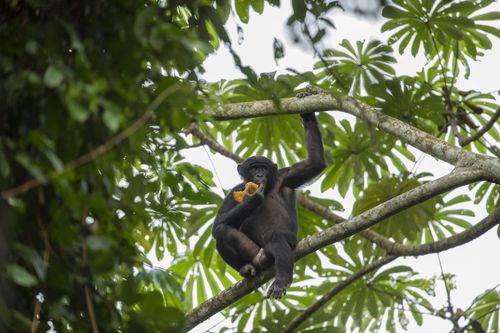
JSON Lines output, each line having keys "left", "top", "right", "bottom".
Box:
{"left": 202, "top": 72, "right": 325, "bottom": 165}
{"left": 321, "top": 120, "right": 413, "bottom": 197}
{"left": 353, "top": 174, "right": 441, "bottom": 242}
{"left": 316, "top": 39, "right": 396, "bottom": 95}
{"left": 371, "top": 77, "right": 447, "bottom": 133}
{"left": 423, "top": 194, "right": 474, "bottom": 242}
{"left": 470, "top": 181, "right": 500, "bottom": 213}
{"left": 169, "top": 251, "right": 239, "bottom": 310}
{"left": 446, "top": 91, "right": 499, "bottom": 153}
{"left": 467, "top": 289, "right": 500, "bottom": 333}
{"left": 296, "top": 260, "right": 434, "bottom": 333}
{"left": 382, "top": 0, "right": 500, "bottom": 58}
{"left": 208, "top": 71, "right": 316, "bottom": 103}
{"left": 226, "top": 274, "right": 318, "bottom": 332}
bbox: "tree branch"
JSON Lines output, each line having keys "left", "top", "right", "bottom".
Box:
{"left": 459, "top": 106, "right": 500, "bottom": 147}
{"left": 31, "top": 190, "right": 51, "bottom": 333}
{"left": 1, "top": 85, "right": 180, "bottom": 199}
{"left": 282, "top": 256, "right": 397, "bottom": 333}
{"left": 185, "top": 123, "right": 244, "bottom": 163}
{"left": 283, "top": 209, "right": 500, "bottom": 332}
{"left": 208, "top": 95, "right": 500, "bottom": 182}
{"left": 300, "top": 195, "right": 500, "bottom": 257}
{"left": 185, "top": 123, "right": 491, "bottom": 329}
{"left": 186, "top": 168, "right": 485, "bottom": 328}
{"left": 293, "top": 169, "right": 485, "bottom": 257}
{"left": 377, "top": 208, "right": 500, "bottom": 256}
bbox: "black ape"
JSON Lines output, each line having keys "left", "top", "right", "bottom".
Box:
{"left": 212, "top": 113, "right": 326, "bottom": 298}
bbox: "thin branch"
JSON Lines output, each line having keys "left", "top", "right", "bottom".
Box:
{"left": 284, "top": 209, "right": 500, "bottom": 332}
{"left": 370, "top": 209, "right": 500, "bottom": 256}
{"left": 437, "top": 253, "right": 460, "bottom": 331}
{"left": 451, "top": 115, "right": 465, "bottom": 143}
{"left": 298, "top": 196, "right": 500, "bottom": 257}
{"left": 81, "top": 209, "right": 100, "bottom": 333}
{"left": 185, "top": 124, "right": 492, "bottom": 329}
{"left": 187, "top": 169, "right": 485, "bottom": 328}
{"left": 281, "top": 256, "right": 397, "bottom": 333}
{"left": 31, "top": 190, "right": 51, "bottom": 333}
{"left": 1, "top": 85, "right": 179, "bottom": 199}
{"left": 84, "top": 285, "right": 100, "bottom": 333}
{"left": 460, "top": 106, "right": 500, "bottom": 146}
{"left": 82, "top": 243, "right": 100, "bottom": 333}
{"left": 185, "top": 123, "right": 244, "bottom": 163}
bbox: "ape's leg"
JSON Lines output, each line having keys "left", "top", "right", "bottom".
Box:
{"left": 213, "top": 224, "right": 261, "bottom": 277}
{"left": 263, "top": 230, "right": 298, "bottom": 299}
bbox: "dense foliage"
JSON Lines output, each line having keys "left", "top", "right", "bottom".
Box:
{"left": 1, "top": 0, "right": 499, "bottom": 332}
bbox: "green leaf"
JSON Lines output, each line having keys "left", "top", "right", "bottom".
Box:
{"left": 66, "top": 99, "right": 89, "bottom": 122}
{"left": 235, "top": 0, "right": 250, "bottom": 23}
{"left": 7, "top": 264, "right": 37, "bottom": 287}
{"left": 15, "top": 153, "right": 44, "bottom": 179}
{"left": 43, "top": 66, "right": 64, "bottom": 88}
{"left": 251, "top": 0, "right": 264, "bottom": 14}
{"left": 382, "top": 6, "right": 411, "bottom": 19}
{"left": 292, "top": 0, "right": 307, "bottom": 21}
{"left": 273, "top": 37, "right": 285, "bottom": 62}
{"left": 86, "top": 235, "right": 112, "bottom": 251}
{"left": 103, "top": 108, "right": 124, "bottom": 132}
{"left": 472, "top": 12, "right": 500, "bottom": 20}
{"left": 376, "top": 265, "right": 413, "bottom": 281}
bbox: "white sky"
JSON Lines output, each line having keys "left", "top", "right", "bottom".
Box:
{"left": 181, "top": 2, "right": 500, "bottom": 332}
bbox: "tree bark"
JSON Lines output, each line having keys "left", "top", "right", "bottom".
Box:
{"left": 185, "top": 94, "right": 500, "bottom": 329}
{"left": 208, "top": 94, "right": 500, "bottom": 182}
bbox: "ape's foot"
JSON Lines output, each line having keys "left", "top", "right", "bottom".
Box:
{"left": 239, "top": 264, "right": 257, "bottom": 278}
{"left": 251, "top": 248, "right": 270, "bottom": 269}
{"left": 266, "top": 278, "right": 291, "bottom": 299}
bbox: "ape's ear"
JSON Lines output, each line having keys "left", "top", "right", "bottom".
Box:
{"left": 237, "top": 164, "right": 244, "bottom": 176}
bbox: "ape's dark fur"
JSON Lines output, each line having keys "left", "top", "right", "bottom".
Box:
{"left": 212, "top": 113, "right": 326, "bottom": 298}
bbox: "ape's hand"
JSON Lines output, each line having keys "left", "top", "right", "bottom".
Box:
{"left": 243, "top": 184, "right": 264, "bottom": 205}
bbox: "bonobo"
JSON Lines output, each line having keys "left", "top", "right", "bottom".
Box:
{"left": 212, "top": 113, "right": 326, "bottom": 299}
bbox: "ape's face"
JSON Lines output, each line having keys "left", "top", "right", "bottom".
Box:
{"left": 237, "top": 156, "right": 278, "bottom": 192}
{"left": 248, "top": 164, "right": 270, "bottom": 186}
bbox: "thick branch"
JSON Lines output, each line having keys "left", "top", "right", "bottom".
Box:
{"left": 298, "top": 196, "right": 500, "bottom": 257}
{"left": 282, "top": 256, "right": 397, "bottom": 333}
{"left": 298, "top": 195, "right": 391, "bottom": 247}
{"left": 187, "top": 270, "right": 275, "bottom": 329}
{"left": 185, "top": 123, "right": 492, "bottom": 329}
{"left": 186, "top": 168, "right": 485, "bottom": 328}
{"left": 379, "top": 208, "right": 500, "bottom": 256}
{"left": 188, "top": 125, "right": 394, "bottom": 250}
{"left": 283, "top": 209, "right": 500, "bottom": 332}
{"left": 293, "top": 169, "right": 485, "bottom": 258}
{"left": 208, "top": 95, "right": 500, "bottom": 182}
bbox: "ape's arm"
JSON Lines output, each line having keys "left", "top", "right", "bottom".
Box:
{"left": 212, "top": 185, "right": 263, "bottom": 233}
{"left": 283, "top": 114, "right": 326, "bottom": 189}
